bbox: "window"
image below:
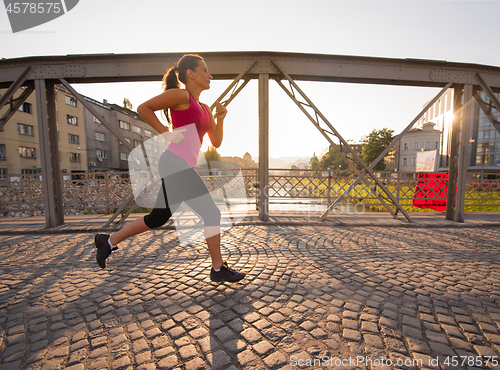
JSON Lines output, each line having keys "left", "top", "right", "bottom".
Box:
{"left": 425, "top": 140, "right": 431, "bottom": 150}
{"left": 120, "top": 138, "right": 131, "bottom": 145}
{"left": 119, "top": 120, "right": 130, "bottom": 131}
{"left": 144, "top": 143, "right": 153, "bottom": 151}
{"left": 0, "top": 144, "right": 5, "bottom": 155}
{"left": 412, "top": 157, "right": 416, "bottom": 166}
{"left": 18, "top": 102, "right": 32, "bottom": 114}
{"left": 0, "top": 168, "right": 6, "bottom": 181}
{"left": 66, "top": 96, "right": 77, "bottom": 107}
{"left": 413, "top": 141, "right": 420, "bottom": 150}
{"left": 402, "top": 157, "right": 408, "bottom": 166}
{"left": 96, "top": 150, "right": 107, "bottom": 159}
{"left": 144, "top": 129, "right": 153, "bottom": 138}
{"left": 69, "top": 153, "right": 81, "bottom": 162}
{"left": 403, "top": 142, "right": 409, "bottom": 151}
{"left": 93, "top": 116, "right": 101, "bottom": 123}
{"left": 18, "top": 123, "right": 34, "bottom": 136}
{"left": 21, "top": 169, "right": 37, "bottom": 180}
{"left": 133, "top": 140, "right": 141, "bottom": 147}
{"left": 68, "top": 134, "right": 80, "bottom": 144}
{"left": 95, "top": 132, "right": 105, "bottom": 142}
{"left": 435, "top": 141, "right": 439, "bottom": 149}
{"left": 484, "top": 130, "right": 490, "bottom": 139}
{"left": 19, "top": 146, "right": 36, "bottom": 158}
{"left": 120, "top": 153, "right": 129, "bottom": 161}
{"left": 132, "top": 125, "right": 142, "bottom": 135}
{"left": 67, "top": 115, "right": 78, "bottom": 126}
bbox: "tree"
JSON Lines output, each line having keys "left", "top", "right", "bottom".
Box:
{"left": 123, "top": 98, "right": 133, "bottom": 110}
{"left": 310, "top": 153, "right": 321, "bottom": 176}
{"left": 204, "top": 146, "right": 221, "bottom": 163}
{"left": 319, "top": 146, "right": 349, "bottom": 173}
{"left": 360, "top": 128, "right": 394, "bottom": 171}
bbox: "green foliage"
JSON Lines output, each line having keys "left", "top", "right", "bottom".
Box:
{"left": 310, "top": 155, "right": 321, "bottom": 176}
{"left": 204, "top": 146, "right": 221, "bottom": 163}
{"left": 319, "top": 146, "right": 351, "bottom": 175}
{"left": 360, "top": 128, "right": 394, "bottom": 171}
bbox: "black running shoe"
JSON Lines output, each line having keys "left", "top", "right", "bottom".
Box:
{"left": 94, "top": 234, "right": 117, "bottom": 269}
{"left": 210, "top": 262, "right": 245, "bottom": 283}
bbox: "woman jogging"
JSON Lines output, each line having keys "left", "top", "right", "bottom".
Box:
{"left": 94, "top": 54, "right": 245, "bottom": 283}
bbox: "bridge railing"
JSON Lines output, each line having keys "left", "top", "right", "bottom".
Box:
{"left": 0, "top": 169, "right": 499, "bottom": 217}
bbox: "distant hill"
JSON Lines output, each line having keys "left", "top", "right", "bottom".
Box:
{"left": 253, "top": 155, "right": 311, "bottom": 168}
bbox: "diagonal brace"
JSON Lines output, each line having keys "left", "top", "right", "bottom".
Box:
{"left": 275, "top": 77, "right": 399, "bottom": 219}
{"left": 0, "top": 82, "right": 35, "bottom": 131}
{"left": 0, "top": 66, "right": 33, "bottom": 113}
{"left": 271, "top": 59, "right": 413, "bottom": 222}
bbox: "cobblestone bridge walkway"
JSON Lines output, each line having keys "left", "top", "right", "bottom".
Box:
{"left": 1, "top": 225, "right": 500, "bottom": 370}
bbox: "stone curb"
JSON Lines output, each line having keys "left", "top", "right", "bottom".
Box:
{"left": 0, "top": 221, "right": 499, "bottom": 235}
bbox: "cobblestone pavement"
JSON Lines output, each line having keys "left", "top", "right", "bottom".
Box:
{"left": 1, "top": 225, "right": 500, "bottom": 370}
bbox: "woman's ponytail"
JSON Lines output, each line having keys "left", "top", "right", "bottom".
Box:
{"left": 162, "top": 66, "right": 180, "bottom": 124}
{"left": 161, "top": 54, "right": 204, "bottom": 126}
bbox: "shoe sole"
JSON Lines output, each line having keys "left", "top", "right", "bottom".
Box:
{"left": 210, "top": 274, "right": 246, "bottom": 283}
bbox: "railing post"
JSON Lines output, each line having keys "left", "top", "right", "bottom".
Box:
{"left": 327, "top": 170, "right": 332, "bottom": 206}
{"left": 105, "top": 172, "right": 110, "bottom": 214}
{"left": 258, "top": 73, "right": 269, "bottom": 221}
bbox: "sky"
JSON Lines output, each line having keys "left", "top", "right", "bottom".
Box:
{"left": 1, "top": 0, "right": 500, "bottom": 160}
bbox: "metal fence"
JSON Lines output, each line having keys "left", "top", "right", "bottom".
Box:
{"left": 1, "top": 169, "right": 499, "bottom": 217}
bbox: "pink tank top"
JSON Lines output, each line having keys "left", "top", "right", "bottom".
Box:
{"left": 167, "top": 90, "right": 211, "bottom": 167}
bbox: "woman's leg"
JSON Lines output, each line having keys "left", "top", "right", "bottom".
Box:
{"left": 109, "top": 216, "right": 150, "bottom": 246}
{"left": 205, "top": 227, "right": 223, "bottom": 269}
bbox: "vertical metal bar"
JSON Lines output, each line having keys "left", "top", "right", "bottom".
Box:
{"left": 35, "top": 79, "right": 64, "bottom": 228}
{"left": 258, "top": 73, "right": 269, "bottom": 221}
{"left": 446, "top": 86, "right": 463, "bottom": 221}
{"left": 455, "top": 84, "right": 473, "bottom": 222}
{"left": 327, "top": 170, "right": 332, "bottom": 206}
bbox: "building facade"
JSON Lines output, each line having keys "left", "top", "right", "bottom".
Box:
{"left": 0, "top": 85, "right": 88, "bottom": 179}
{"left": 416, "top": 88, "right": 500, "bottom": 173}
{"left": 1, "top": 85, "right": 158, "bottom": 179}
{"left": 390, "top": 122, "right": 441, "bottom": 173}
{"left": 83, "top": 98, "right": 159, "bottom": 172}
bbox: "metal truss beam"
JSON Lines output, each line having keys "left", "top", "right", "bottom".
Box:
{"left": 3, "top": 52, "right": 500, "bottom": 89}
{"left": 0, "top": 82, "right": 35, "bottom": 131}
{"left": 271, "top": 60, "right": 413, "bottom": 222}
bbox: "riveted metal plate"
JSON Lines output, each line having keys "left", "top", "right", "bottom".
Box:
{"left": 248, "top": 60, "right": 279, "bottom": 74}
{"left": 430, "top": 70, "right": 475, "bottom": 84}
{"left": 33, "top": 65, "right": 86, "bottom": 79}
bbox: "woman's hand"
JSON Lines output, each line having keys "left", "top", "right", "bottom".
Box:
{"left": 162, "top": 128, "right": 186, "bottom": 143}
{"left": 213, "top": 101, "right": 227, "bottom": 120}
